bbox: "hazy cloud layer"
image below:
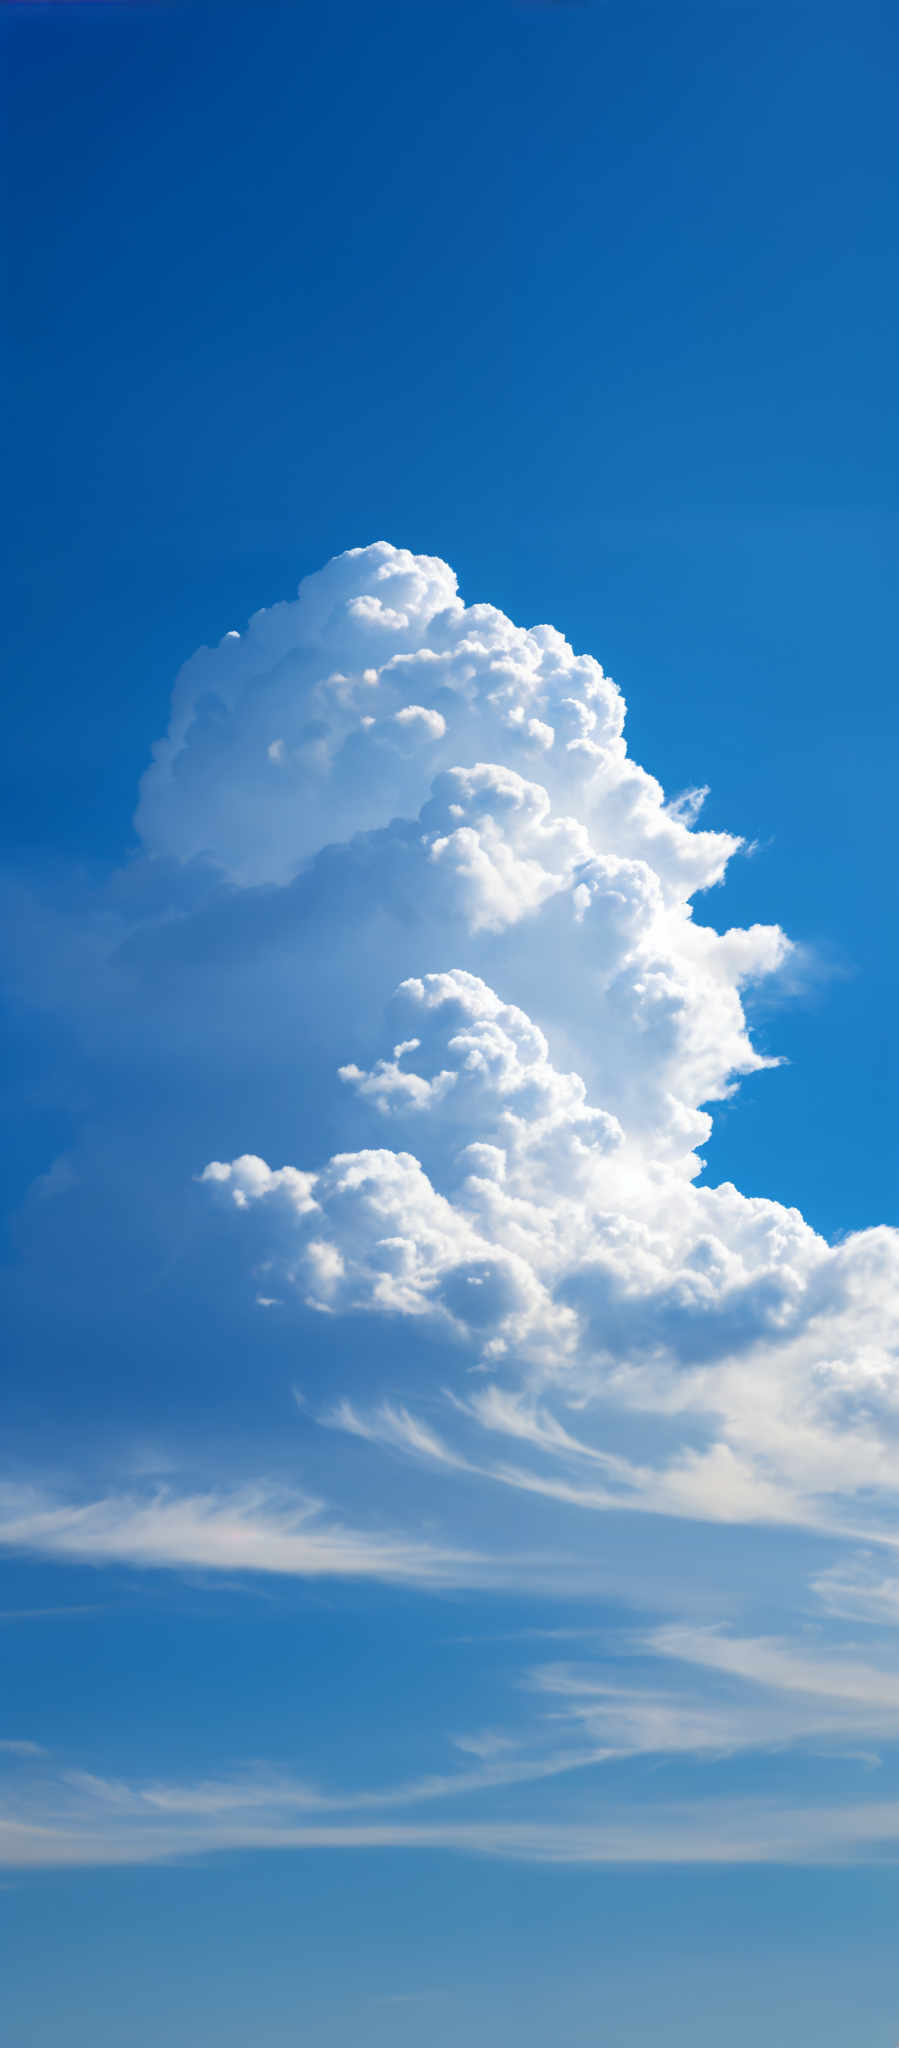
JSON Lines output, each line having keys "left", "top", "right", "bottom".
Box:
{"left": 8, "top": 1615, "right": 899, "bottom": 1869}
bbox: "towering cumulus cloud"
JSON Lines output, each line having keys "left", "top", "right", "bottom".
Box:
{"left": 3, "top": 540, "right": 899, "bottom": 1877}
{"left": 166, "top": 542, "right": 897, "bottom": 1540}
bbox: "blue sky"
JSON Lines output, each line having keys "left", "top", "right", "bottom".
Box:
{"left": 3, "top": 2, "right": 897, "bottom": 2043}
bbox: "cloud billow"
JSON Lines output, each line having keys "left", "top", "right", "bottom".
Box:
{"left": 4, "top": 542, "right": 898, "bottom": 1875}
{"left": 178, "top": 543, "right": 898, "bottom": 1538}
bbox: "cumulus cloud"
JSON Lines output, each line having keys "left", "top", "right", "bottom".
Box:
{"left": 6, "top": 540, "right": 897, "bottom": 1874}
{"left": 137, "top": 542, "right": 899, "bottom": 1541}
{"left": 204, "top": 974, "right": 897, "bottom": 1535}
{"left": 138, "top": 543, "right": 736, "bottom": 900}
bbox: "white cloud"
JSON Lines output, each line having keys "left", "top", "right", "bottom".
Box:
{"left": 12, "top": 1601, "right": 899, "bottom": 1869}
{"left": 7, "top": 541, "right": 897, "bottom": 1874}
{"left": 137, "top": 542, "right": 737, "bottom": 903}
{"left": 810, "top": 1556, "right": 899, "bottom": 1626}
{"left": 135, "top": 543, "right": 896, "bottom": 1542}
{"left": 9, "top": 1770, "right": 899, "bottom": 1870}
{"left": 0, "top": 1482, "right": 486, "bottom": 1589}
{"left": 205, "top": 964, "right": 898, "bottom": 1535}
{"left": 168, "top": 546, "right": 894, "bottom": 1546}
{"left": 530, "top": 1626, "right": 899, "bottom": 1765}
{"left": 649, "top": 1626, "right": 899, "bottom": 1709}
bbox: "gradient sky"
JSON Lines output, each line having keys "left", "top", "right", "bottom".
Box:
{"left": 3, "top": 3, "right": 898, "bottom": 2044}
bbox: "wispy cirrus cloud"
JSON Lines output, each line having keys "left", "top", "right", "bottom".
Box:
{"left": 0, "top": 1481, "right": 486, "bottom": 1589}
{"left": 529, "top": 1628, "right": 899, "bottom": 1762}
{"left": 10, "top": 1790, "right": 899, "bottom": 1873}
{"left": 8, "top": 1617, "right": 899, "bottom": 1870}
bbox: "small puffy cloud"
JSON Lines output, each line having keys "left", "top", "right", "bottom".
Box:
{"left": 200, "top": 1155, "right": 318, "bottom": 1215}
{"left": 393, "top": 704, "right": 447, "bottom": 739}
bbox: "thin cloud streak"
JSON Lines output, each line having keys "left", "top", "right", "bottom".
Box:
{"left": 0, "top": 1482, "right": 489, "bottom": 1589}
{"left": 10, "top": 1802, "right": 899, "bottom": 1873}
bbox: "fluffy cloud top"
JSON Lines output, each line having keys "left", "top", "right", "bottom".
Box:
{"left": 138, "top": 541, "right": 737, "bottom": 899}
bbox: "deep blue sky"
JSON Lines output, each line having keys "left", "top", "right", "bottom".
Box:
{"left": 3, "top": 3, "right": 898, "bottom": 2043}
{"left": 6, "top": 0, "right": 897, "bottom": 1236}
